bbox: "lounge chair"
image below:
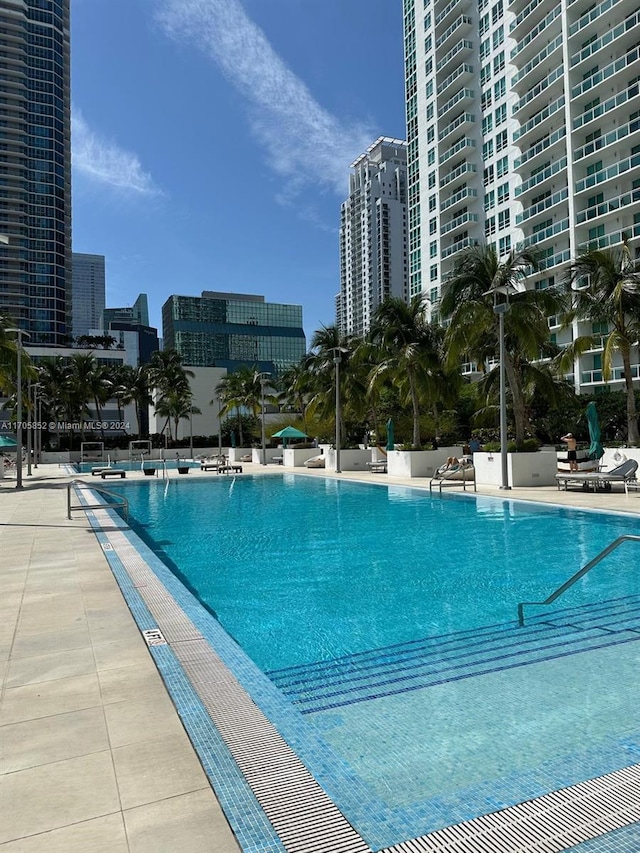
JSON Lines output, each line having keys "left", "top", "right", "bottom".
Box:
{"left": 555, "top": 459, "right": 639, "bottom": 494}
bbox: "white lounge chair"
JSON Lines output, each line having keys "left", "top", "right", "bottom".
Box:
{"left": 555, "top": 459, "right": 639, "bottom": 494}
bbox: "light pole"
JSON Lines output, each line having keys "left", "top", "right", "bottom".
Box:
{"left": 189, "top": 406, "right": 193, "bottom": 460}
{"left": 26, "top": 379, "right": 32, "bottom": 476}
{"left": 6, "top": 327, "right": 30, "bottom": 489}
{"left": 332, "top": 348, "right": 347, "bottom": 474}
{"left": 257, "top": 372, "right": 271, "bottom": 466}
{"left": 217, "top": 394, "right": 224, "bottom": 459}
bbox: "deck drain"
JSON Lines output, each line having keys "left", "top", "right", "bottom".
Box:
{"left": 142, "top": 628, "right": 167, "bottom": 646}
{"left": 101, "top": 542, "right": 113, "bottom": 551}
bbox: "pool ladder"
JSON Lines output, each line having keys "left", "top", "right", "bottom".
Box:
{"left": 67, "top": 479, "right": 129, "bottom": 522}
{"left": 517, "top": 534, "right": 640, "bottom": 626}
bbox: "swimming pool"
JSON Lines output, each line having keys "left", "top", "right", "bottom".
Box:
{"left": 107, "top": 474, "right": 640, "bottom": 848}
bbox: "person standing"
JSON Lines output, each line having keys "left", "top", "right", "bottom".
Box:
{"left": 561, "top": 432, "right": 578, "bottom": 471}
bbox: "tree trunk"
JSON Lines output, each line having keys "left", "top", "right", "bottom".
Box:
{"left": 408, "top": 369, "right": 421, "bottom": 448}
{"left": 622, "top": 346, "right": 640, "bottom": 445}
{"left": 503, "top": 352, "right": 527, "bottom": 446}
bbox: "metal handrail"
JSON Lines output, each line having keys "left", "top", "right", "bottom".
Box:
{"left": 67, "top": 479, "right": 129, "bottom": 522}
{"left": 517, "top": 534, "right": 640, "bottom": 626}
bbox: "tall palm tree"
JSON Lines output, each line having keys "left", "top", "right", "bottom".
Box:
{"left": 306, "top": 325, "right": 356, "bottom": 447}
{"left": 442, "top": 244, "right": 567, "bottom": 446}
{"left": 215, "top": 366, "right": 262, "bottom": 446}
{"left": 148, "top": 350, "right": 194, "bottom": 441}
{"left": 561, "top": 243, "right": 640, "bottom": 445}
{"left": 278, "top": 359, "right": 314, "bottom": 431}
{"left": 154, "top": 389, "right": 201, "bottom": 441}
{"left": 369, "top": 296, "right": 453, "bottom": 448}
{"left": 115, "top": 365, "right": 153, "bottom": 437}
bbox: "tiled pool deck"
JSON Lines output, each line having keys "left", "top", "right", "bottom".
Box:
{"left": 1, "top": 462, "right": 640, "bottom": 852}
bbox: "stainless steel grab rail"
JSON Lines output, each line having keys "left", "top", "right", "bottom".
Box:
{"left": 517, "top": 534, "right": 640, "bottom": 626}
{"left": 67, "top": 479, "right": 129, "bottom": 522}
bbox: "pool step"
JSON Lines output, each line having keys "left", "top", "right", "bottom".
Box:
{"left": 268, "top": 595, "right": 640, "bottom": 714}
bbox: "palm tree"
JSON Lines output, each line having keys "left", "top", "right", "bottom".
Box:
{"left": 442, "top": 244, "right": 567, "bottom": 446}
{"left": 306, "top": 325, "right": 356, "bottom": 447}
{"left": 215, "top": 366, "right": 262, "bottom": 446}
{"left": 278, "top": 360, "right": 314, "bottom": 431}
{"left": 0, "top": 313, "right": 19, "bottom": 394}
{"left": 154, "top": 388, "right": 201, "bottom": 441}
{"left": 115, "top": 365, "right": 153, "bottom": 437}
{"left": 368, "top": 296, "right": 453, "bottom": 448}
{"left": 148, "top": 350, "right": 194, "bottom": 441}
{"left": 560, "top": 243, "right": 640, "bottom": 445}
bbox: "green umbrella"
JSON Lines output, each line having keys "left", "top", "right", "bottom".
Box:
{"left": 386, "top": 418, "right": 395, "bottom": 452}
{"left": 0, "top": 435, "right": 17, "bottom": 448}
{"left": 271, "top": 425, "right": 309, "bottom": 449}
{"left": 586, "top": 402, "right": 604, "bottom": 461}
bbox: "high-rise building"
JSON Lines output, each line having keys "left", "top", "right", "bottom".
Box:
{"left": 337, "top": 137, "right": 409, "bottom": 337}
{"left": 71, "top": 253, "right": 105, "bottom": 339}
{"left": 98, "top": 293, "right": 158, "bottom": 365}
{"left": 0, "top": 0, "right": 72, "bottom": 346}
{"left": 102, "top": 293, "right": 149, "bottom": 329}
{"left": 162, "top": 291, "right": 306, "bottom": 375}
{"left": 403, "top": 0, "right": 640, "bottom": 391}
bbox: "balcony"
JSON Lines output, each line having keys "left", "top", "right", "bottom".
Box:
{"left": 538, "top": 248, "right": 571, "bottom": 269}
{"left": 440, "top": 161, "right": 477, "bottom": 189}
{"left": 441, "top": 186, "right": 479, "bottom": 210}
{"left": 435, "top": 0, "right": 466, "bottom": 29}
{"left": 515, "top": 126, "right": 566, "bottom": 168}
{"left": 570, "top": 9, "right": 640, "bottom": 68}
{"left": 569, "top": 0, "right": 624, "bottom": 38}
{"left": 510, "top": 0, "right": 550, "bottom": 39}
{"left": 515, "top": 157, "right": 568, "bottom": 197}
{"left": 442, "top": 236, "right": 478, "bottom": 258}
{"left": 512, "top": 64, "right": 564, "bottom": 117}
{"left": 580, "top": 365, "right": 640, "bottom": 384}
{"left": 523, "top": 218, "right": 570, "bottom": 247}
{"left": 441, "top": 212, "right": 479, "bottom": 235}
{"left": 573, "top": 82, "right": 640, "bottom": 130}
{"left": 575, "top": 188, "right": 640, "bottom": 224}
{"left": 571, "top": 46, "right": 640, "bottom": 100}
{"left": 577, "top": 223, "right": 640, "bottom": 252}
{"left": 436, "top": 39, "right": 473, "bottom": 75}
{"left": 516, "top": 187, "right": 568, "bottom": 224}
{"left": 438, "top": 87, "right": 475, "bottom": 120}
{"left": 511, "top": 4, "right": 562, "bottom": 63}
{"left": 440, "top": 137, "right": 476, "bottom": 165}
{"left": 575, "top": 152, "right": 640, "bottom": 193}
{"left": 511, "top": 34, "right": 563, "bottom": 91}
{"left": 439, "top": 111, "right": 475, "bottom": 142}
{"left": 437, "top": 63, "right": 474, "bottom": 98}
{"left": 436, "top": 15, "right": 472, "bottom": 51}
{"left": 513, "top": 94, "right": 565, "bottom": 144}
{"left": 574, "top": 118, "right": 640, "bottom": 163}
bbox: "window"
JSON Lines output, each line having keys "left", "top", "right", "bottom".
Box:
{"left": 586, "top": 160, "right": 602, "bottom": 176}
{"left": 428, "top": 148, "right": 435, "bottom": 165}
{"left": 479, "top": 12, "right": 490, "bottom": 34}
{"left": 427, "top": 126, "right": 435, "bottom": 143}
{"left": 429, "top": 194, "right": 437, "bottom": 212}
{"left": 430, "top": 264, "right": 438, "bottom": 281}
{"left": 429, "top": 217, "right": 437, "bottom": 234}
{"left": 426, "top": 80, "right": 433, "bottom": 97}
{"left": 495, "top": 129, "right": 508, "bottom": 152}
{"left": 496, "top": 155, "right": 508, "bottom": 177}
{"left": 430, "top": 287, "right": 439, "bottom": 303}
{"left": 480, "top": 37, "right": 491, "bottom": 59}
{"left": 425, "top": 57, "right": 433, "bottom": 75}
{"left": 533, "top": 218, "right": 552, "bottom": 233}
{"left": 428, "top": 171, "right": 436, "bottom": 189}
{"left": 585, "top": 128, "right": 601, "bottom": 143}
{"left": 484, "top": 164, "right": 495, "bottom": 185}
{"left": 586, "top": 192, "right": 603, "bottom": 209}
{"left": 484, "top": 189, "right": 495, "bottom": 210}
{"left": 588, "top": 224, "right": 604, "bottom": 240}
{"left": 425, "top": 35, "right": 432, "bottom": 51}
{"left": 495, "top": 103, "right": 507, "bottom": 126}
{"left": 481, "top": 90, "right": 492, "bottom": 111}
{"left": 485, "top": 216, "right": 496, "bottom": 236}
{"left": 494, "top": 77, "right": 506, "bottom": 100}
{"left": 492, "top": 0, "right": 503, "bottom": 23}
{"left": 430, "top": 241, "right": 438, "bottom": 257}
{"left": 481, "top": 63, "right": 492, "bottom": 85}
{"left": 497, "top": 182, "right": 509, "bottom": 204}
{"left": 592, "top": 321, "right": 608, "bottom": 334}
{"left": 426, "top": 103, "right": 434, "bottom": 120}
{"left": 499, "top": 235, "right": 511, "bottom": 254}
{"left": 583, "top": 97, "right": 600, "bottom": 113}
{"left": 482, "top": 115, "right": 493, "bottom": 135}
{"left": 483, "top": 140, "right": 494, "bottom": 159}
{"left": 492, "top": 25, "right": 504, "bottom": 49}
{"left": 493, "top": 51, "right": 505, "bottom": 74}
{"left": 498, "top": 209, "right": 510, "bottom": 230}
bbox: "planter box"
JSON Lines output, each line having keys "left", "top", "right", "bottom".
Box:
{"left": 387, "top": 447, "right": 464, "bottom": 478}
{"left": 177, "top": 466, "right": 190, "bottom": 474}
{"left": 324, "top": 448, "right": 373, "bottom": 471}
{"left": 143, "top": 467, "right": 156, "bottom": 476}
{"left": 474, "top": 450, "right": 558, "bottom": 487}
{"left": 283, "top": 448, "right": 320, "bottom": 467}
{"left": 251, "top": 448, "right": 283, "bottom": 464}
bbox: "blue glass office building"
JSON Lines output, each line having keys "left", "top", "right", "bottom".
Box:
{"left": 0, "top": 0, "right": 72, "bottom": 345}
{"left": 162, "top": 291, "right": 306, "bottom": 376}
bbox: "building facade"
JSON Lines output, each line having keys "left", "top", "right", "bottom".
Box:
{"left": 0, "top": 0, "right": 72, "bottom": 346}
{"left": 102, "top": 293, "right": 149, "bottom": 329}
{"left": 162, "top": 291, "right": 306, "bottom": 375}
{"left": 337, "top": 137, "right": 409, "bottom": 337}
{"left": 403, "top": 0, "right": 640, "bottom": 391}
{"left": 71, "top": 253, "right": 105, "bottom": 339}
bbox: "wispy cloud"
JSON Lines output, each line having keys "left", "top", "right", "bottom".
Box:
{"left": 72, "top": 109, "right": 161, "bottom": 195}
{"left": 157, "top": 0, "right": 373, "bottom": 200}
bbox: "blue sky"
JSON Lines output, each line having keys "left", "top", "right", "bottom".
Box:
{"left": 71, "top": 0, "right": 406, "bottom": 344}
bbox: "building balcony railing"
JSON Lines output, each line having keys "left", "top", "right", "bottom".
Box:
{"left": 441, "top": 186, "right": 479, "bottom": 210}
{"left": 439, "top": 111, "right": 475, "bottom": 142}
{"left": 523, "top": 218, "right": 570, "bottom": 247}
{"left": 515, "top": 126, "right": 566, "bottom": 168}
{"left": 538, "top": 248, "right": 571, "bottom": 269}
{"left": 577, "top": 223, "right": 640, "bottom": 252}
{"left": 438, "top": 87, "right": 475, "bottom": 119}
{"left": 511, "top": 4, "right": 562, "bottom": 60}
{"left": 436, "top": 39, "right": 473, "bottom": 73}
{"left": 569, "top": 0, "right": 624, "bottom": 37}
{"left": 516, "top": 187, "right": 568, "bottom": 224}
{"left": 573, "top": 82, "right": 640, "bottom": 130}
{"left": 574, "top": 118, "right": 640, "bottom": 162}
{"left": 511, "top": 34, "right": 563, "bottom": 88}
{"left": 440, "top": 161, "right": 477, "bottom": 188}
{"left": 440, "top": 137, "right": 476, "bottom": 165}
{"left": 570, "top": 9, "right": 640, "bottom": 67}
{"left": 581, "top": 365, "right": 640, "bottom": 384}
{"left": 435, "top": 0, "right": 464, "bottom": 28}
{"left": 575, "top": 152, "right": 640, "bottom": 193}
{"left": 437, "top": 63, "right": 474, "bottom": 97}
{"left": 515, "top": 157, "right": 567, "bottom": 197}
{"left": 442, "top": 236, "right": 478, "bottom": 258}
{"left": 441, "top": 212, "right": 480, "bottom": 235}
{"left": 576, "top": 188, "right": 640, "bottom": 223}
{"left": 512, "top": 63, "right": 564, "bottom": 115}
{"left": 571, "top": 46, "right": 640, "bottom": 99}
{"left": 510, "top": 0, "right": 546, "bottom": 36}
{"left": 513, "top": 94, "right": 565, "bottom": 142}
{"left": 436, "top": 15, "right": 472, "bottom": 49}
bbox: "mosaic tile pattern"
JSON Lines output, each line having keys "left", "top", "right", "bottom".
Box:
{"left": 74, "top": 482, "right": 640, "bottom": 853}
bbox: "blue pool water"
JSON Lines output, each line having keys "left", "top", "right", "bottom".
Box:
{"left": 106, "top": 474, "right": 640, "bottom": 848}
{"left": 111, "top": 474, "right": 640, "bottom": 671}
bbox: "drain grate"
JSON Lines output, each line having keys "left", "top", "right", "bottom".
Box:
{"left": 142, "top": 628, "right": 167, "bottom": 646}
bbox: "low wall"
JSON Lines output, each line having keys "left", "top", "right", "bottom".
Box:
{"left": 282, "top": 448, "right": 320, "bottom": 467}
{"left": 387, "top": 447, "right": 464, "bottom": 478}
{"left": 324, "top": 448, "right": 372, "bottom": 471}
{"left": 474, "top": 450, "right": 558, "bottom": 487}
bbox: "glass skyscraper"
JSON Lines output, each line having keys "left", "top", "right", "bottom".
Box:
{"left": 0, "top": 0, "right": 72, "bottom": 346}
{"left": 162, "top": 291, "right": 306, "bottom": 375}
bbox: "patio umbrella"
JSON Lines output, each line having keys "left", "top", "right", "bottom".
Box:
{"left": 0, "top": 435, "right": 17, "bottom": 448}
{"left": 230, "top": 430, "right": 236, "bottom": 448}
{"left": 271, "top": 425, "right": 309, "bottom": 449}
{"left": 586, "top": 402, "right": 604, "bottom": 461}
{"left": 386, "top": 418, "right": 395, "bottom": 452}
